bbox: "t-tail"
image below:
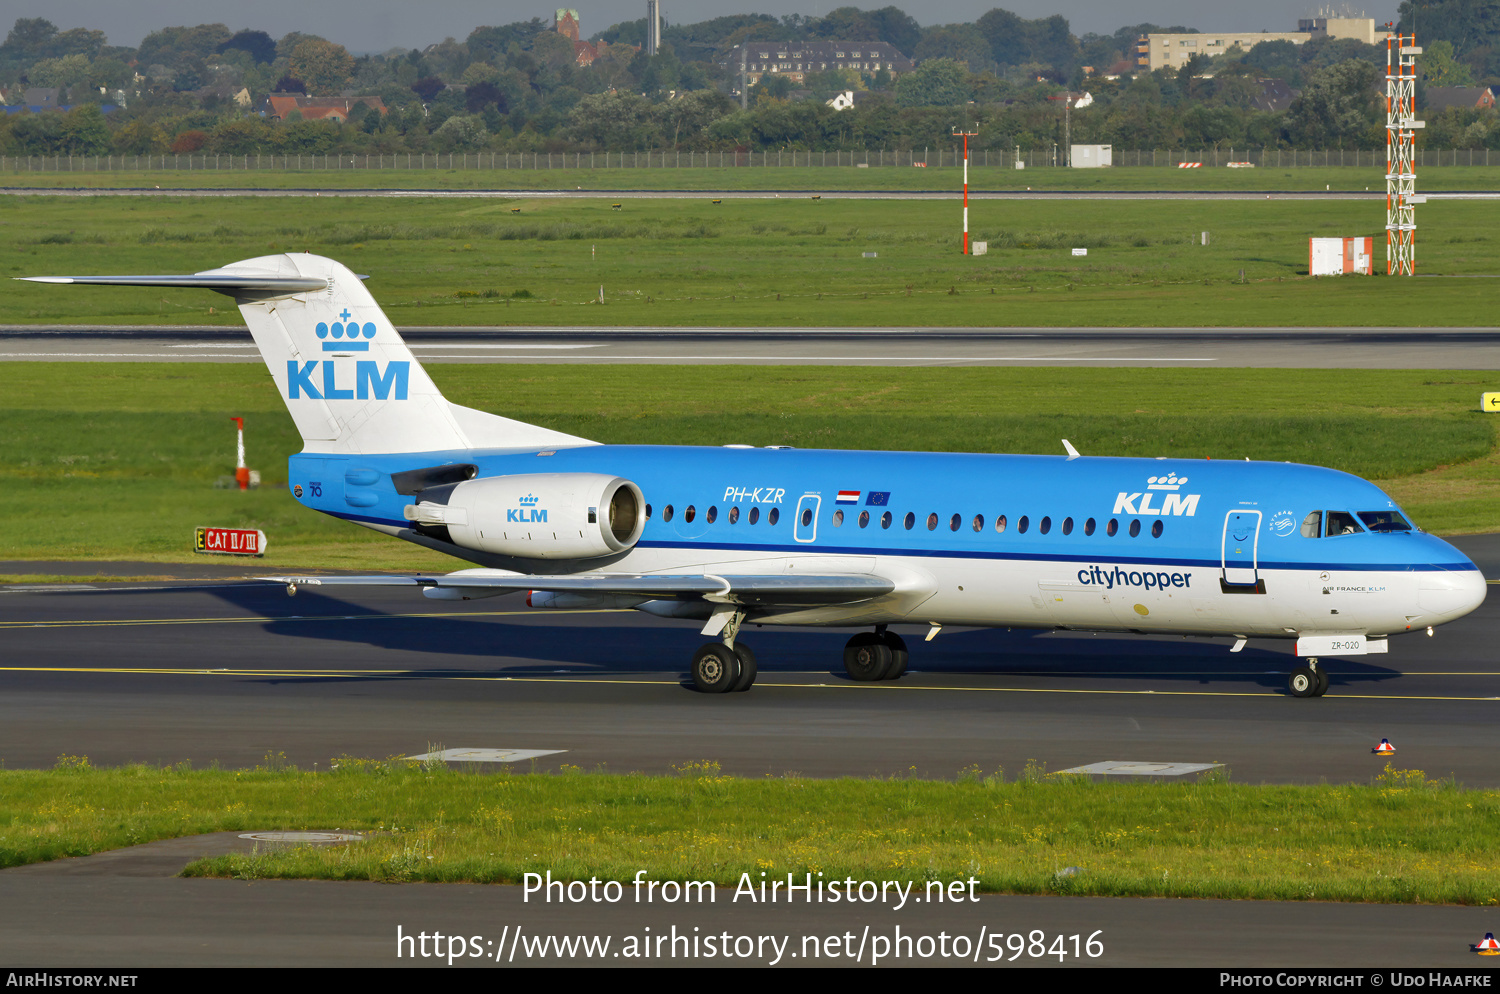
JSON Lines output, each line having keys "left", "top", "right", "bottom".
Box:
{"left": 20, "top": 253, "right": 593, "bottom": 456}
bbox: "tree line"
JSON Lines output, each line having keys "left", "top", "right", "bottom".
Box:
{"left": 3, "top": 6, "right": 1500, "bottom": 158}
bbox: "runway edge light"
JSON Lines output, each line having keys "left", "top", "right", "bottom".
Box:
{"left": 1373, "top": 738, "right": 1396, "bottom": 756}
{"left": 1472, "top": 932, "right": 1499, "bottom": 955}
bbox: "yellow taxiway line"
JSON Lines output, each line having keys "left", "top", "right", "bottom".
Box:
{"left": 1, "top": 666, "right": 1497, "bottom": 701}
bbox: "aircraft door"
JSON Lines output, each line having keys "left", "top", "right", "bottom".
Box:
{"left": 1221, "top": 510, "right": 1262, "bottom": 589}
{"left": 794, "top": 493, "right": 821, "bottom": 543}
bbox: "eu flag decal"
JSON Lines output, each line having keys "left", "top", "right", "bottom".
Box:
{"left": 865, "top": 491, "right": 890, "bottom": 506}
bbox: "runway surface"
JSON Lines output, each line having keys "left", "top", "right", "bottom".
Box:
{"left": 2, "top": 545, "right": 1500, "bottom": 967}
{"left": 7, "top": 325, "right": 1500, "bottom": 367}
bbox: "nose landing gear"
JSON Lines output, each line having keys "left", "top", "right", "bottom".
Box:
{"left": 1289, "top": 657, "right": 1330, "bottom": 698}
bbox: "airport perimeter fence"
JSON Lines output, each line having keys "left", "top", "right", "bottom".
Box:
{"left": 3, "top": 147, "right": 1500, "bottom": 172}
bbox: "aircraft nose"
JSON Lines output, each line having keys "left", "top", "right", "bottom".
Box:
{"left": 1418, "top": 566, "right": 1487, "bottom": 623}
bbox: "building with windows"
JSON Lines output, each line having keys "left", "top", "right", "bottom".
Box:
{"left": 1136, "top": 17, "right": 1376, "bottom": 71}
{"left": 719, "top": 41, "right": 913, "bottom": 87}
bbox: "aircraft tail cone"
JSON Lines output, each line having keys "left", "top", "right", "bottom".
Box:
{"left": 1373, "top": 738, "right": 1396, "bottom": 756}
{"left": 1472, "top": 933, "right": 1499, "bottom": 954}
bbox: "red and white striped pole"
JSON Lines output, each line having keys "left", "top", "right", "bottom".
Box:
{"left": 231, "top": 417, "right": 249, "bottom": 490}
{"left": 953, "top": 128, "right": 978, "bottom": 254}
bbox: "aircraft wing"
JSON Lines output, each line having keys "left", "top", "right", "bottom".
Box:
{"left": 259, "top": 571, "right": 896, "bottom": 607}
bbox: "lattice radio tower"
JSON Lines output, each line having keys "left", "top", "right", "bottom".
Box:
{"left": 1385, "top": 30, "right": 1423, "bottom": 275}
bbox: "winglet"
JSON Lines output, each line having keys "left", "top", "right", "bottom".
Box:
{"left": 1062, "top": 439, "right": 1081, "bottom": 460}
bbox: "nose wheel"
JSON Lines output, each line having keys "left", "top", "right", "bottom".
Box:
{"left": 1289, "top": 658, "right": 1330, "bottom": 698}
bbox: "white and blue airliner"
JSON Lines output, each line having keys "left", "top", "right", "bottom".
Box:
{"left": 25, "top": 254, "right": 1487, "bottom": 696}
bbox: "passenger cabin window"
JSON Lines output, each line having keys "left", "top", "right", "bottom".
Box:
{"left": 1300, "top": 511, "right": 1321, "bottom": 538}
{"left": 833, "top": 510, "right": 844, "bottom": 526}
{"left": 768, "top": 508, "right": 780, "bottom": 526}
{"left": 859, "top": 510, "right": 869, "bottom": 528}
{"left": 729, "top": 506, "right": 740, "bottom": 524}
{"left": 749, "top": 507, "right": 760, "bottom": 524}
{"left": 1324, "top": 511, "right": 1362, "bottom": 536}
{"left": 663, "top": 504, "right": 675, "bottom": 522}
{"left": 881, "top": 511, "right": 892, "bottom": 529}
{"left": 1358, "top": 510, "right": 1413, "bottom": 532}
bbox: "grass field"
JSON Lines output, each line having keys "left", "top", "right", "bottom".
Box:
{"left": 1, "top": 363, "right": 1496, "bottom": 568}
{"left": 6, "top": 193, "right": 1500, "bottom": 328}
{"left": 3, "top": 757, "right": 1497, "bottom": 904}
{"left": 5, "top": 163, "right": 1500, "bottom": 193}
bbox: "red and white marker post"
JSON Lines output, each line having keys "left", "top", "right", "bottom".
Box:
{"left": 231, "top": 416, "right": 249, "bottom": 490}
{"left": 953, "top": 127, "right": 978, "bottom": 254}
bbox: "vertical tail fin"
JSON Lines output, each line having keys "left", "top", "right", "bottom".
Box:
{"left": 21, "top": 253, "right": 595, "bottom": 456}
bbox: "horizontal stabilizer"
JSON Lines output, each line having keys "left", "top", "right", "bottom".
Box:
{"left": 18, "top": 271, "right": 329, "bottom": 298}
{"left": 263, "top": 570, "right": 896, "bottom": 607}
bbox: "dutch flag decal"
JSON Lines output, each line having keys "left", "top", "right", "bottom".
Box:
{"left": 836, "top": 490, "right": 861, "bottom": 504}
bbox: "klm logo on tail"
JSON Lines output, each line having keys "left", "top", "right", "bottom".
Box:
{"left": 287, "top": 360, "right": 409, "bottom": 401}
{"left": 287, "top": 314, "right": 408, "bottom": 400}
{"left": 317, "top": 309, "right": 376, "bottom": 352}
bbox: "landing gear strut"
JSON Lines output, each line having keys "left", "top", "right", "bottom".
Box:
{"left": 843, "top": 627, "right": 909, "bottom": 682}
{"left": 1289, "top": 657, "right": 1330, "bottom": 698}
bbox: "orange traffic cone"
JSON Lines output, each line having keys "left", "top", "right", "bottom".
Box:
{"left": 1473, "top": 932, "right": 1499, "bottom": 955}
{"left": 1373, "top": 738, "right": 1395, "bottom": 756}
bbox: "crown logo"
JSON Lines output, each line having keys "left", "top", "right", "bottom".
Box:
{"left": 1146, "top": 473, "right": 1186, "bottom": 490}
{"left": 519, "top": 494, "right": 539, "bottom": 506}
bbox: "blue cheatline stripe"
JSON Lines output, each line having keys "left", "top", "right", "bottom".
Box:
{"left": 320, "top": 511, "right": 1476, "bottom": 574}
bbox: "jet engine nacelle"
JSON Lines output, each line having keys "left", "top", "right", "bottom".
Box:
{"left": 402, "top": 472, "right": 644, "bottom": 560}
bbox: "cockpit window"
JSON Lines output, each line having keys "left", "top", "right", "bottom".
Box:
{"left": 1358, "top": 510, "right": 1413, "bottom": 533}
{"left": 1300, "top": 512, "right": 1322, "bottom": 538}
{"left": 1324, "top": 511, "right": 1363, "bottom": 536}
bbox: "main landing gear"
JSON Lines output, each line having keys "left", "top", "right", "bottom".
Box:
{"left": 690, "top": 608, "right": 756, "bottom": 694}
{"left": 690, "top": 642, "right": 757, "bottom": 694}
{"left": 843, "top": 626, "right": 909, "bottom": 682}
{"left": 690, "top": 621, "right": 911, "bottom": 693}
{"left": 1288, "top": 657, "right": 1331, "bottom": 698}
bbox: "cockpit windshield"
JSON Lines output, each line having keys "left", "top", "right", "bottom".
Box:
{"left": 1357, "top": 510, "right": 1413, "bottom": 533}
{"left": 1324, "top": 511, "right": 1362, "bottom": 536}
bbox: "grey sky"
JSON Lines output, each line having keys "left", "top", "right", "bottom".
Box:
{"left": 14, "top": 1, "right": 1400, "bottom": 53}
